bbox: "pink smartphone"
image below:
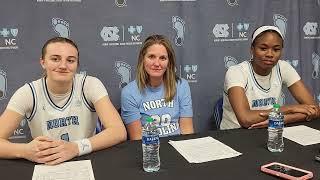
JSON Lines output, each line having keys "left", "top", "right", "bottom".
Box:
{"left": 261, "top": 162, "right": 313, "bottom": 180}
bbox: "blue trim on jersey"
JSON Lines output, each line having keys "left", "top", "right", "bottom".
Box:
{"left": 26, "top": 83, "right": 37, "bottom": 121}
{"left": 81, "top": 74, "right": 96, "bottom": 112}
{"left": 248, "top": 61, "right": 271, "bottom": 93}
{"left": 42, "top": 77, "right": 74, "bottom": 111}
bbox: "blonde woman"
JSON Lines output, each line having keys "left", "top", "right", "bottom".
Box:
{"left": 121, "top": 34, "right": 194, "bottom": 140}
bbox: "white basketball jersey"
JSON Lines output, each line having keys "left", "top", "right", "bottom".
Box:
{"left": 26, "top": 74, "right": 97, "bottom": 141}
{"left": 221, "top": 61, "right": 282, "bottom": 129}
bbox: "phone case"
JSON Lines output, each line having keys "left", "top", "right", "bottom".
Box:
{"left": 261, "top": 162, "right": 313, "bottom": 180}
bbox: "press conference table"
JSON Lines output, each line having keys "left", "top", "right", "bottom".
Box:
{"left": 1, "top": 121, "right": 320, "bottom": 180}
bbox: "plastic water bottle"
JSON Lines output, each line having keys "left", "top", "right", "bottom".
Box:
{"left": 267, "top": 104, "right": 284, "bottom": 152}
{"left": 142, "top": 117, "right": 160, "bottom": 172}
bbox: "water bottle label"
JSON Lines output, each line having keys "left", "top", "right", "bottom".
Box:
{"left": 269, "top": 118, "right": 284, "bottom": 128}
{"left": 142, "top": 136, "right": 159, "bottom": 145}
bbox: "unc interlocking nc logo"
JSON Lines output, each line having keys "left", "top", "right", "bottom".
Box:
{"left": 52, "top": 18, "right": 70, "bottom": 38}
{"left": 303, "top": 22, "right": 318, "bottom": 36}
{"left": 172, "top": 16, "right": 185, "bottom": 46}
{"left": 115, "top": 0, "right": 127, "bottom": 7}
{"left": 100, "top": 26, "right": 120, "bottom": 41}
{"left": 226, "top": 0, "right": 239, "bottom": 6}
{"left": 273, "top": 14, "right": 287, "bottom": 38}
{"left": 212, "top": 24, "right": 229, "bottom": 38}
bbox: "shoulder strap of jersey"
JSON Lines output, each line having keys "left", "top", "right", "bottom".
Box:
{"left": 81, "top": 74, "right": 96, "bottom": 112}
{"left": 26, "top": 82, "right": 37, "bottom": 121}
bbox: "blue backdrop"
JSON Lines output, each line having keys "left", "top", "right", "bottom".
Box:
{"left": 0, "top": 0, "right": 319, "bottom": 141}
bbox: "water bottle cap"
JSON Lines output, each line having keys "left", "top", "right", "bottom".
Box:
{"left": 273, "top": 104, "right": 280, "bottom": 108}
{"left": 146, "top": 117, "right": 154, "bottom": 123}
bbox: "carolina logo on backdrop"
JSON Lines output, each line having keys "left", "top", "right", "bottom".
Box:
{"left": 303, "top": 22, "right": 319, "bottom": 39}
{"left": 51, "top": 18, "right": 70, "bottom": 38}
{"left": 178, "top": 64, "right": 198, "bottom": 83}
{"left": 224, "top": 56, "right": 238, "bottom": 69}
{"left": 0, "top": 27, "right": 19, "bottom": 50}
{"left": 100, "top": 25, "right": 143, "bottom": 46}
{"left": 226, "top": 0, "right": 239, "bottom": 6}
{"left": 9, "top": 119, "right": 28, "bottom": 140}
{"left": 0, "top": 68, "right": 7, "bottom": 100}
{"left": 114, "top": 61, "right": 131, "bottom": 88}
{"left": 115, "top": 0, "right": 127, "bottom": 7}
{"left": 172, "top": 16, "right": 185, "bottom": 46}
{"left": 273, "top": 14, "right": 287, "bottom": 38}
{"left": 212, "top": 22, "right": 250, "bottom": 42}
{"left": 312, "top": 52, "right": 320, "bottom": 79}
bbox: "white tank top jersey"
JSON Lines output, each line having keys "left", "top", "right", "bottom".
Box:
{"left": 221, "top": 60, "right": 300, "bottom": 130}
{"left": 27, "top": 74, "right": 97, "bottom": 141}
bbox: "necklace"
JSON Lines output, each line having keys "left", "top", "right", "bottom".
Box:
{"left": 249, "top": 61, "right": 272, "bottom": 92}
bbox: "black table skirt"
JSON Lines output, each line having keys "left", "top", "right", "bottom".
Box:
{"left": 1, "top": 120, "right": 320, "bottom": 180}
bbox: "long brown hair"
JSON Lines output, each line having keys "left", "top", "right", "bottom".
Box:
{"left": 136, "top": 34, "right": 179, "bottom": 102}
